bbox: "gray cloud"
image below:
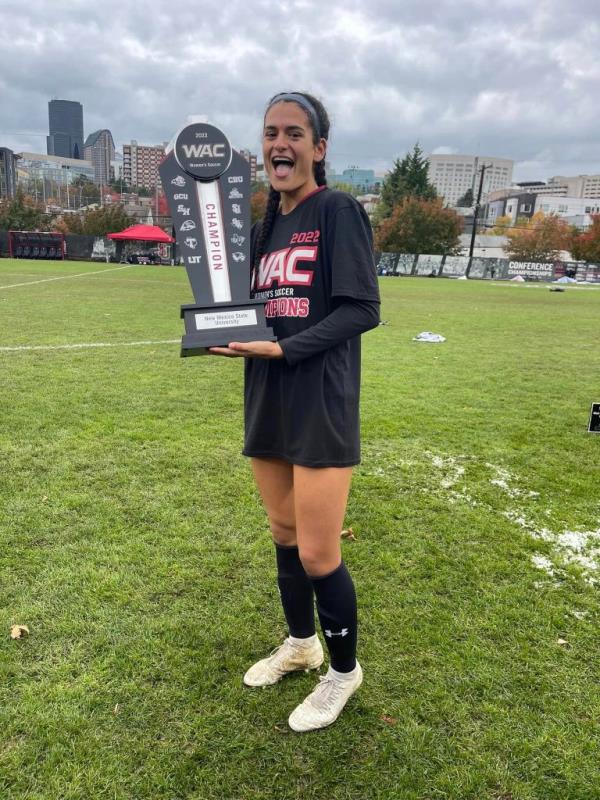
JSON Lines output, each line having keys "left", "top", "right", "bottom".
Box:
{"left": 1, "top": 0, "right": 598, "bottom": 180}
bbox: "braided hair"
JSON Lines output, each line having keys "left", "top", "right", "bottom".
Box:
{"left": 254, "top": 92, "right": 330, "bottom": 271}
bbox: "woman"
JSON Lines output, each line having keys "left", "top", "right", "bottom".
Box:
{"left": 209, "top": 91, "right": 380, "bottom": 731}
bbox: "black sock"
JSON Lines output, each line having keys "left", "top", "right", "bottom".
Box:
{"left": 310, "top": 561, "right": 357, "bottom": 673}
{"left": 275, "top": 543, "right": 316, "bottom": 639}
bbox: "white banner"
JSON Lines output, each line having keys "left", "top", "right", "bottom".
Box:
{"left": 197, "top": 181, "right": 232, "bottom": 302}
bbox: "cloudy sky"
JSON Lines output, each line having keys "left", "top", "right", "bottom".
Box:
{"left": 1, "top": 0, "right": 598, "bottom": 181}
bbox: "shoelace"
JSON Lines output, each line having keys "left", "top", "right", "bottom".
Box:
{"left": 307, "top": 676, "right": 344, "bottom": 712}
{"left": 267, "top": 642, "right": 289, "bottom": 665}
{"left": 268, "top": 639, "right": 301, "bottom": 669}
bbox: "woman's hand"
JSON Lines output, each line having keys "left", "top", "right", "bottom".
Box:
{"left": 208, "top": 341, "right": 284, "bottom": 359}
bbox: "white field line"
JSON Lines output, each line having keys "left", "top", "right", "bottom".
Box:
{"left": 0, "top": 264, "right": 135, "bottom": 290}
{"left": 0, "top": 339, "right": 179, "bottom": 353}
{"left": 0, "top": 272, "right": 44, "bottom": 277}
{"left": 490, "top": 282, "right": 600, "bottom": 290}
{"left": 110, "top": 278, "right": 186, "bottom": 286}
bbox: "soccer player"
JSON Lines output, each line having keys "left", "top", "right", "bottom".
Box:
{"left": 209, "top": 91, "right": 380, "bottom": 731}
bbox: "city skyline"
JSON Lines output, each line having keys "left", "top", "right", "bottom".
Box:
{"left": 1, "top": 1, "right": 598, "bottom": 183}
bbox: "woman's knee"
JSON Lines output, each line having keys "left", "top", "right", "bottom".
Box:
{"left": 298, "top": 544, "right": 341, "bottom": 578}
{"left": 270, "top": 517, "right": 297, "bottom": 547}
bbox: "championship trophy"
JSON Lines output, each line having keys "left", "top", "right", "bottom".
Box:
{"left": 159, "top": 122, "right": 275, "bottom": 356}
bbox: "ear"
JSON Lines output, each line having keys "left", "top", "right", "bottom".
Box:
{"left": 313, "top": 138, "right": 327, "bottom": 163}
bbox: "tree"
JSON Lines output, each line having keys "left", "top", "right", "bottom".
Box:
{"left": 51, "top": 217, "right": 71, "bottom": 235}
{"left": 71, "top": 175, "right": 100, "bottom": 205}
{"left": 375, "top": 197, "right": 463, "bottom": 254}
{"left": 571, "top": 215, "right": 600, "bottom": 262}
{"left": 0, "top": 188, "right": 49, "bottom": 231}
{"left": 133, "top": 186, "right": 152, "bottom": 198}
{"left": 330, "top": 180, "right": 358, "bottom": 196}
{"left": 376, "top": 143, "right": 437, "bottom": 223}
{"left": 251, "top": 180, "right": 269, "bottom": 194}
{"left": 61, "top": 204, "right": 133, "bottom": 236}
{"left": 505, "top": 211, "right": 573, "bottom": 262}
{"left": 108, "top": 177, "right": 131, "bottom": 193}
{"left": 250, "top": 189, "right": 268, "bottom": 225}
{"left": 491, "top": 214, "right": 512, "bottom": 235}
{"left": 456, "top": 188, "right": 474, "bottom": 207}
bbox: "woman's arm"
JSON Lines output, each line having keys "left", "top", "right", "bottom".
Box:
{"left": 208, "top": 297, "right": 380, "bottom": 361}
{"left": 279, "top": 297, "right": 380, "bottom": 365}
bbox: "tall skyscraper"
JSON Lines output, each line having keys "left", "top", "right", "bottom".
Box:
{"left": 47, "top": 99, "right": 84, "bottom": 160}
{"left": 83, "top": 129, "right": 115, "bottom": 185}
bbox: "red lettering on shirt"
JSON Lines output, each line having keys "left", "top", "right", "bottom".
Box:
{"left": 284, "top": 247, "right": 317, "bottom": 285}
{"left": 264, "top": 297, "right": 310, "bottom": 318}
{"left": 255, "top": 245, "right": 317, "bottom": 290}
{"left": 256, "top": 248, "right": 288, "bottom": 289}
{"left": 290, "top": 230, "right": 321, "bottom": 245}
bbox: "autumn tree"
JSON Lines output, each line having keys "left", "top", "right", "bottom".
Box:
{"left": 61, "top": 204, "right": 133, "bottom": 236}
{"left": 375, "top": 143, "right": 437, "bottom": 223}
{"left": 491, "top": 214, "right": 512, "bottom": 235}
{"left": 571, "top": 215, "right": 600, "bottom": 262}
{"left": 250, "top": 189, "right": 268, "bottom": 225}
{"left": 375, "top": 197, "right": 463, "bottom": 254}
{"left": 51, "top": 217, "right": 71, "bottom": 235}
{"left": 505, "top": 211, "right": 573, "bottom": 262}
{"left": 0, "top": 188, "right": 49, "bottom": 231}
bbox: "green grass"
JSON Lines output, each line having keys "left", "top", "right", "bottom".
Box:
{"left": 1, "top": 259, "right": 599, "bottom": 800}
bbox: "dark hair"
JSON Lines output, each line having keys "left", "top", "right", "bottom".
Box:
{"left": 254, "top": 92, "right": 330, "bottom": 270}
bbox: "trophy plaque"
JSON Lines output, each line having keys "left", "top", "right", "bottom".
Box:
{"left": 159, "top": 122, "right": 275, "bottom": 356}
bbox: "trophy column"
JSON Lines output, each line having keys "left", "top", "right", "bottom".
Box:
{"left": 159, "top": 122, "right": 275, "bottom": 356}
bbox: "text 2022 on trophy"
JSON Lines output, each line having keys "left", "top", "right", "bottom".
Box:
{"left": 159, "top": 122, "right": 275, "bottom": 356}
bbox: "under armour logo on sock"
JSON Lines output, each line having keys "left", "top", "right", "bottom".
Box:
{"left": 325, "top": 629, "right": 349, "bottom": 638}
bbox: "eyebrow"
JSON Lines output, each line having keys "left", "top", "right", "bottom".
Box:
{"left": 264, "top": 124, "right": 306, "bottom": 133}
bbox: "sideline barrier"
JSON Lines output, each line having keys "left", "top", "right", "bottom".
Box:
{"left": 0, "top": 231, "right": 175, "bottom": 264}
{"left": 375, "top": 252, "right": 600, "bottom": 282}
{"left": 1, "top": 231, "right": 598, "bottom": 282}
{"left": 8, "top": 230, "right": 65, "bottom": 260}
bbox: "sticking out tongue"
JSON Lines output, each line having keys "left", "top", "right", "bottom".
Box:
{"left": 274, "top": 162, "right": 293, "bottom": 178}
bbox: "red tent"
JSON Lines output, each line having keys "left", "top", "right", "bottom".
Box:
{"left": 107, "top": 224, "right": 174, "bottom": 243}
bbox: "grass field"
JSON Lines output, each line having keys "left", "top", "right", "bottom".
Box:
{"left": 1, "top": 259, "right": 599, "bottom": 800}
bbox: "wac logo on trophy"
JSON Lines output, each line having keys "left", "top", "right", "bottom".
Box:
{"left": 175, "top": 123, "right": 232, "bottom": 180}
{"left": 181, "top": 143, "right": 226, "bottom": 159}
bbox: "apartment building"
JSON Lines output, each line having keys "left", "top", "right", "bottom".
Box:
{"left": 547, "top": 174, "right": 600, "bottom": 199}
{"left": 0, "top": 147, "right": 18, "bottom": 198}
{"left": 427, "top": 154, "right": 513, "bottom": 206}
{"left": 122, "top": 141, "right": 166, "bottom": 189}
{"left": 239, "top": 149, "right": 258, "bottom": 182}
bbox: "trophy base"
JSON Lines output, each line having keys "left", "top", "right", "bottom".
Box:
{"left": 180, "top": 302, "right": 276, "bottom": 357}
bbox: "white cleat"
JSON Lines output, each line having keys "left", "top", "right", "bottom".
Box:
{"left": 243, "top": 636, "right": 324, "bottom": 687}
{"left": 288, "top": 662, "right": 363, "bottom": 732}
